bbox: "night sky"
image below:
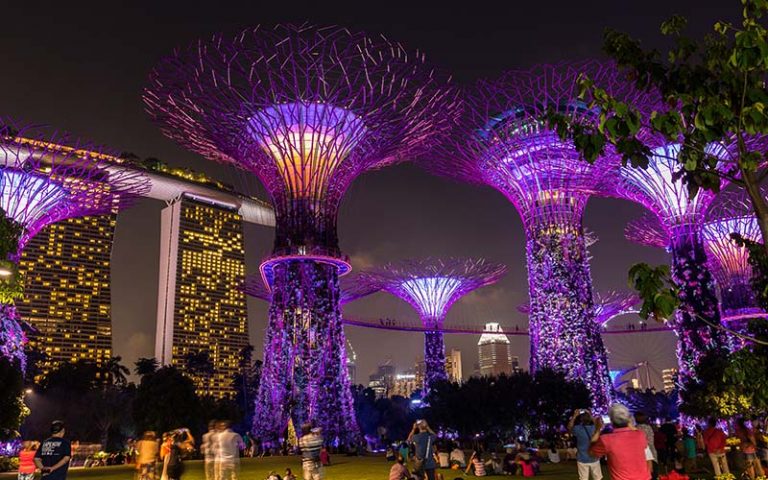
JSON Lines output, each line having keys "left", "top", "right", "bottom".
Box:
{"left": 1, "top": 0, "right": 739, "bottom": 388}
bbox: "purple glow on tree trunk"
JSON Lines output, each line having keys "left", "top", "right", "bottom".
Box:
{"left": 424, "top": 329, "right": 448, "bottom": 390}
{"left": 526, "top": 222, "right": 612, "bottom": 412}
{"left": 669, "top": 227, "right": 729, "bottom": 381}
{"left": 252, "top": 260, "right": 358, "bottom": 444}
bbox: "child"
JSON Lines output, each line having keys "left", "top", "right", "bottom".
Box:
{"left": 266, "top": 471, "right": 282, "bottom": 480}
{"left": 465, "top": 451, "right": 487, "bottom": 476}
{"left": 284, "top": 468, "right": 296, "bottom": 480}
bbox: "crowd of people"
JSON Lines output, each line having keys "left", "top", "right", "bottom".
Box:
{"left": 381, "top": 406, "right": 768, "bottom": 480}
{"left": 11, "top": 408, "right": 768, "bottom": 480}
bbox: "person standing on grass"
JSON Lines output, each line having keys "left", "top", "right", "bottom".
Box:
{"left": 634, "top": 413, "right": 657, "bottom": 480}
{"left": 298, "top": 424, "right": 324, "bottom": 480}
{"left": 215, "top": 420, "right": 245, "bottom": 480}
{"left": 568, "top": 409, "right": 602, "bottom": 480}
{"left": 17, "top": 441, "right": 38, "bottom": 480}
{"left": 589, "top": 404, "right": 649, "bottom": 480}
{"left": 202, "top": 421, "right": 218, "bottom": 480}
{"left": 736, "top": 417, "right": 765, "bottom": 480}
{"left": 136, "top": 431, "right": 159, "bottom": 480}
{"left": 408, "top": 420, "right": 437, "bottom": 480}
{"left": 34, "top": 421, "right": 71, "bottom": 480}
{"left": 702, "top": 418, "right": 729, "bottom": 476}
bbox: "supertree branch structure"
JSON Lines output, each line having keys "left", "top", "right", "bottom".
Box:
{"left": 593, "top": 291, "right": 641, "bottom": 326}
{"left": 0, "top": 120, "right": 148, "bottom": 372}
{"left": 426, "top": 61, "right": 650, "bottom": 410}
{"left": 145, "top": 24, "right": 458, "bottom": 444}
{"left": 613, "top": 139, "right": 750, "bottom": 381}
{"left": 703, "top": 194, "right": 766, "bottom": 333}
{"left": 363, "top": 258, "right": 506, "bottom": 390}
{"left": 519, "top": 290, "right": 640, "bottom": 327}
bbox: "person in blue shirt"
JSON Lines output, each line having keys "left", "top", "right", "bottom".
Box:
{"left": 407, "top": 420, "right": 437, "bottom": 480}
{"left": 34, "top": 420, "right": 72, "bottom": 480}
{"left": 568, "top": 409, "right": 603, "bottom": 480}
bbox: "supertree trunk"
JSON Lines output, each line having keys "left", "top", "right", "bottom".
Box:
{"left": 669, "top": 230, "right": 729, "bottom": 381}
{"left": 315, "top": 312, "right": 359, "bottom": 446}
{"left": 253, "top": 260, "right": 357, "bottom": 443}
{"left": 526, "top": 226, "right": 612, "bottom": 411}
{"left": 424, "top": 329, "right": 448, "bottom": 390}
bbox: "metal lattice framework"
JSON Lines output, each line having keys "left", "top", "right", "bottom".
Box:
{"left": 593, "top": 290, "right": 641, "bottom": 326}
{"left": 0, "top": 121, "right": 148, "bottom": 252}
{"left": 625, "top": 213, "right": 671, "bottom": 249}
{"left": 144, "top": 24, "right": 458, "bottom": 444}
{"left": 0, "top": 120, "right": 148, "bottom": 372}
{"left": 362, "top": 258, "right": 506, "bottom": 390}
{"left": 425, "top": 61, "right": 649, "bottom": 410}
{"left": 704, "top": 194, "right": 766, "bottom": 326}
{"left": 614, "top": 137, "right": 750, "bottom": 381}
{"left": 242, "top": 271, "right": 380, "bottom": 305}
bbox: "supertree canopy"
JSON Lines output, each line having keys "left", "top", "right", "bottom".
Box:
{"left": 613, "top": 140, "right": 739, "bottom": 381}
{"left": 362, "top": 258, "right": 506, "bottom": 390}
{"left": 144, "top": 24, "right": 458, "bottom": 443}
{"left": 703, "top": 194, "right": 766, "bottom": 332}
{"left": 0, "top": 120, "right": 148, "bottom": 372}
{"left": 519, "top": 290, "right": 640, "bottom": 327}
{"left": 426, "top": 61, "right": 648, "bottom": 410}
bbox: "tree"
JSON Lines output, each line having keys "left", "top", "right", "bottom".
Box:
{"left": 134, "top": 357, "right": 159, "bottom": 377}
{"left": 132, "top": 366, "right": 201, "bottom": 435}
{"left": 86, "top": 386, "right": 134, "bottom": 449}
{"left": 0, "top": 357, "right": 26, "bottom": 440}
{"left": 101, "top": 356, "right": 130, "bottom": 387}
{"left": 183, "top": 350, "right": 215, "bottom": 387}
{"left": 231, "top": 346, "right": 261, "bottom": 432}
{"left": 548, "top": 0, "right": 768, "bottom": 317}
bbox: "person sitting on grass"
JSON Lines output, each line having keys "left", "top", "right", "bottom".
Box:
{"left": 389, "top": 454, "right": 411, "bottom": 480}
{"left": 265, "top": 471, "right": 281, "bottom": 480}
{"left": 465, "top": 451, "right": 487, "bottom": 476}
{"left": 283, "top": 468, "right": 296, "bottom": 480}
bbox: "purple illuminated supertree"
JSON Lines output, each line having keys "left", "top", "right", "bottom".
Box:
{"left": 703, "top": 195, "right": 766, "bottom": 336}
{"left": 144, "top": 24, "right": 457, "bottom": 443}
{"left": 519, "top": 290, "right": 640, "bottom": 328}
{"left": 426, "top": 62, "right": 648, "bottom": 410}
{"left": 362, "top": 258, "right": 506, "bottom": 391}
{"left": 0, "top": 120, "right": 147, "bottom": 372}
{"left": 611, "top": 140, "right": 739, "bottom": 380}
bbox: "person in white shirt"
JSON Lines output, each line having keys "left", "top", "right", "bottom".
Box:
{"left": 214, "top": 421, "right": 244, "bottom": 480}
{"left": 201, "top": 422, "right": 217, "bottom": 480}
{"left": 450, "top": 446, "right": 466, "bottom": 468}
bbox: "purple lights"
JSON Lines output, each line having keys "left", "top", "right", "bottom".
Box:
{"left": 0, "top": 122, "right": 148, "bottom": 253}
{"left": 363, "top": 258, "right": 506, "bottom": 390}
{"left": 704, "top": 195, "right": 766, "bottom": 333}
{"left": 426, "top": 62, "right": 644, "bottom": 410}
{"left": 145, "top": 24, "right": 457, "bottom": 443}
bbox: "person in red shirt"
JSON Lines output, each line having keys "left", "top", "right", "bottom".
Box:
{"left": 589, "top": 404, "right": 650, "bottom": 480}
{"left": 18, "top": 441, "right": 38, "bottom": 480}
{"left": 701, "top": 418, "right": 729, "bottom": 476}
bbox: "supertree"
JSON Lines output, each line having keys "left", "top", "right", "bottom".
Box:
{"left": 362, "top": 258, "right": 506, "bottom": 391}
{"left": 612, "top": 140, "right": 740, "bottom": 381}
{"left": 703, "top": 194, "right": 766, "bottom": 337}
{"left": 0, "top": 120, "right": 147, "bottom": 373}
{"left": 144, "top": 24, "right": 457, "bottom": 443}
{"left": 519, "top": 290, "right": 640, "bottom": 327}
{"left": 425, "top": 62, "right": 649, "bottom": 409}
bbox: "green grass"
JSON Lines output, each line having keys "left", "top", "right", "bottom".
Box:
{"left": 0, "top": 456, "right": 587, "bottom": 480}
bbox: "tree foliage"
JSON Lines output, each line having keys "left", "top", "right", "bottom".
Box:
{"left": 0, "top": 357, "right": 25, "bottom": 441}
{"left": 426, "top": 370, "right": 591, "bottom": 438}
{"left": 132, "top": 366, "right": 202, "bottom": 436}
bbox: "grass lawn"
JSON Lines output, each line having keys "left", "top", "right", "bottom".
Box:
{"left": 0, "top": 456, "right": 589, "bottom": 480}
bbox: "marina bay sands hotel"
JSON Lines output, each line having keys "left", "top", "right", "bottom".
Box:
{"left": 19, "top": 157, "right": 275, "bottom": 397}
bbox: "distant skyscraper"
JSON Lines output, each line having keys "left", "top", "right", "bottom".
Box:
{"left": 18, "top": 214, "right": 116, "bottom": 379}
{"left": 662, "top": 368, "right": 678, "bottom": 393}
{"left": 155, "top": 194, "right": 248, "bottom": 398}
{"left": 478, "top": 323, "right": 515, "bottom": 376}
{"left": 391, "top": 373, "right": 420, "bottom": 398}
{"left": 368, "top": 360, "right": 397, "bottom": 398}
{"left": 445, "top": 349, "right": 463, "bottom": 383}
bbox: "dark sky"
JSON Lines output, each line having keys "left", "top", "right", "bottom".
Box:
{"left": 1, "top": 0, "right": 739, "bottom": 388}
